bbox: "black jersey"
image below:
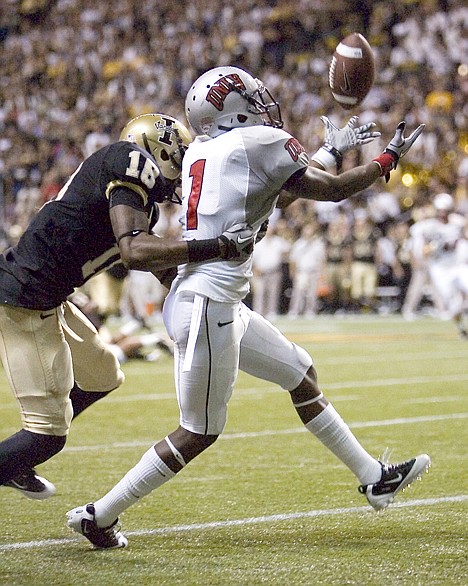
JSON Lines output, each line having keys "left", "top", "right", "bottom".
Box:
{"left": 0, "top": 141, "right": 172, "bottom": 310}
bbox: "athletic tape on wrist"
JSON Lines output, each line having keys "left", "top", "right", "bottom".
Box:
{"left": 372, "top": 152, "right": 395, "bottom": 177}
{"left": 311, "top": 144, "right": 343, "bottom": 172}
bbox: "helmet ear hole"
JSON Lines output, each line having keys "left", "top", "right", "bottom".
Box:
{"left": 119, "top": 113, "right": 192, "bottom": 191}
{"left": 237, "top": 114, "right": 248, "bottom": 123}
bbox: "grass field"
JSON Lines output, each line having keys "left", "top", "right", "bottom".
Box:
{"left": 0, "top": 315, "right": 467, "bottom": 585}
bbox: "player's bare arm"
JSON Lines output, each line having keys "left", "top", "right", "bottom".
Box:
{"left": 110, "top": 203, "right": 191, "bottom": 271}
{"left": 284, "top": 120, "right": 425, "bottom": 205}
{"left": 287, "top": 161, "right": 381, "bottom": 203}
{"left": 111, "top": 203, "right": 255, "bottom": 271}
{"left": 277, "top": 115, "right": 380, "bottom": 209}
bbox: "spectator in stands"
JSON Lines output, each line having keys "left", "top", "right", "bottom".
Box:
{"left": 252, "top": 220, "right": 291, "bottom": 319}
{"left": 350, "top": 213, "right": 381, "bottom": 312}
{"left": 288, "top": 222, "right": 326, "bottom": 318}
{"left": 323, "top": 212, "right": 353, "bottom": 313}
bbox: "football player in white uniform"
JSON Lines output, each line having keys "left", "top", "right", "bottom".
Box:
{"left": 67, "top": 67, "right": 430, "bottom": 549}
{"left": 404, "top": 193, "right": 463, "bottom": 319}
{"left": 422, "top": 193, "right": 464, "bottom": 318}
{"left": 452, "top": 220, "right": 468, "bottom": 338}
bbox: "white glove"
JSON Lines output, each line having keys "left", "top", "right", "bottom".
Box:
{"left": 312, "top": 115, "right": 381, "bottom": 172}
{"left": 322, "top": 115, "right": 380, "bottom": 150}
{"left": 385, "top": 120, "right": 425, "bottom": 160}
{"left": 373, "top": 121, "right": 425, "bottom": 182}
{"left": 218, "top": 223, "right": 254, "bottom": 260}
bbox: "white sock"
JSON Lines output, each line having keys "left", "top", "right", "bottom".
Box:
{"left": 305, "top": 404, "right": 382, "bottom": 485}
{"left": 93, "top": 446, "right": 176, "bottom": 528}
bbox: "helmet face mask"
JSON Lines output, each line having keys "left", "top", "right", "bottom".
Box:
{"left": 120, "top": 113, "right": 192, "bottom": 198}
{"left": 185, "top": 66, "right": 283, "bottom": 137}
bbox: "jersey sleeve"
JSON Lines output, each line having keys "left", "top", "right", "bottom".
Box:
{"left": 104, "top": 142, "right": 164, "bottom": 206}
{"left": 108, "top": 186, "right": 147, "bottom": 211}
{"left": 243, "top": 127, "right": 309, "bottom": 191}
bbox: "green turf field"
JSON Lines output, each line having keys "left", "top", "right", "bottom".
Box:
{"left": 0, "top": 315, "right": 467, "bottom": 585}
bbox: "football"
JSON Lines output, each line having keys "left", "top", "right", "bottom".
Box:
{"left": 328, "top": 32, "right": 375, "bottom": 110}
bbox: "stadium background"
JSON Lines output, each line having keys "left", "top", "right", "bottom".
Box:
{"left": 0, "top": 0, "right": 467, "bottom": 316}
{"left": 0, "top": 3, "right": 467, "bottom": 583}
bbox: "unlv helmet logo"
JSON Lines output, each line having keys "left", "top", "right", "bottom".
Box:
{"left": 206, "top": 74, "right": 246, "bottom": 111}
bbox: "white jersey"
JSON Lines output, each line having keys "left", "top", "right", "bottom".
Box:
{"left": 410, "top": 217, "right": 461, "bottom": 263}
{"left": 289, "top": 237, "right": 326, "bottom": 272}
{"left": 174, "top": 125, "right": 309, "bottom": 301}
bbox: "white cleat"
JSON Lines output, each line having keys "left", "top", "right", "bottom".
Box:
{"left": 67, "top": 503, "right": 128, "bottom": 549}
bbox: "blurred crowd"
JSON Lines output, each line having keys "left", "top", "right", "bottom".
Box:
{"left": 0, "top": 0, "right": 467, "bottom": 323}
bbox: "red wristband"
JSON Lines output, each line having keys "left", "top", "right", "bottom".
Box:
{"left": 372, "top": 152, "right": 396, "bottom": 177}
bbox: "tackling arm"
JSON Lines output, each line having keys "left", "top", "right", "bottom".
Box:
{"left": 110, "top": 203, "right": 255, "bottom": 271}
{"left": 110, "top": 204, "right": 190, "bottom": 270}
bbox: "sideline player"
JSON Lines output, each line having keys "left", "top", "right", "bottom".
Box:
{"left": 67, "top": 67, "right": 430, "bottom": 549}
{"left": 0, "top": 113, "right": 254, "bottom": 499}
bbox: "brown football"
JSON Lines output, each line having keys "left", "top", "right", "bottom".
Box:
{"left": 328, "top": 33, "right": 375, "bottom": 110}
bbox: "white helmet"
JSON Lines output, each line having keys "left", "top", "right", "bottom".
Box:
{"left": 120, "top": 113, "right": 192, "bottom": 182}
{"left": 433, "top": 192, "right": 454, "bottom": 211}
{"left": 185, "top": 66, "right": 283, "bottom": 137}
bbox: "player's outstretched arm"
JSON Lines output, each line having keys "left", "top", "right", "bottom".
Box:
{"left": 287, "top": 121, "right": 424, "bottom": 203}
{"left": 277, "top": 115, "right": 380, "bottom": 208}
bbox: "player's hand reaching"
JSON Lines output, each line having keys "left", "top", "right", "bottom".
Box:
{"left": 386, "top": 121, "right": 425, "bottom": 160}
{"left": 322, "top": 115, "right": 380, "bottom": 150}
{"left": 312, "top": 115, "right": 380, "bottom": 172}
{"left": 373, "top": 121, "right": 425, "bottom": 182}
{"left": 218, "top": 223, "right": 254, "bottom": 260}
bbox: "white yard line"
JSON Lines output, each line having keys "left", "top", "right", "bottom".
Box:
{"left": 1, "top": 494, "right": 466, "bottom": 552}
{"left": 73, "top": 372, "right": 468, "bottom": 403}
{"left": 1, "top": 365, "right": 467, "bottom": 411}
{"left": 60, "top": 411, "right": 467, "bottom": 452}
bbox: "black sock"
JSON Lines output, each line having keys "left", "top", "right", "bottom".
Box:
{"left": 0, "top": 429, "right": 66, "bottom": 483}
{"left": 70, "top": 383, "right": 110, "bottom": 418}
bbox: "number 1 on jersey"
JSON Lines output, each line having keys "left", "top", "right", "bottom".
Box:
{"left": 187, "top": 159, "right": 206, "bottom": 230}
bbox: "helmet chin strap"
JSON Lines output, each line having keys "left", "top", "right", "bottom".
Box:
{"left": 217, "top": 124, "right": 235, "bottom": 133}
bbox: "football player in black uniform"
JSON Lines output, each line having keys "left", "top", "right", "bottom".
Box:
{"left": 0, "top": 113, "right": 254, "bottom": 500}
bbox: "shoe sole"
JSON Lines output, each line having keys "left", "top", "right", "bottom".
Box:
{"left": 369, "top": 454, "right": 431, "bottom": 511}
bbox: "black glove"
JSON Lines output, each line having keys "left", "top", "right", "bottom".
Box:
{"left": 218, "top": 223, "right": 254, "bottom": 260}
{"left": 256, "top": 220, "right": 269, "bottom": 243}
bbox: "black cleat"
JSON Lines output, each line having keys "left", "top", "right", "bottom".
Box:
{"left": 3, "top": 469, "right": 56, "bottom": 500}
{"left": 359, "top": 454, "right": 431, "bottom": 511}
